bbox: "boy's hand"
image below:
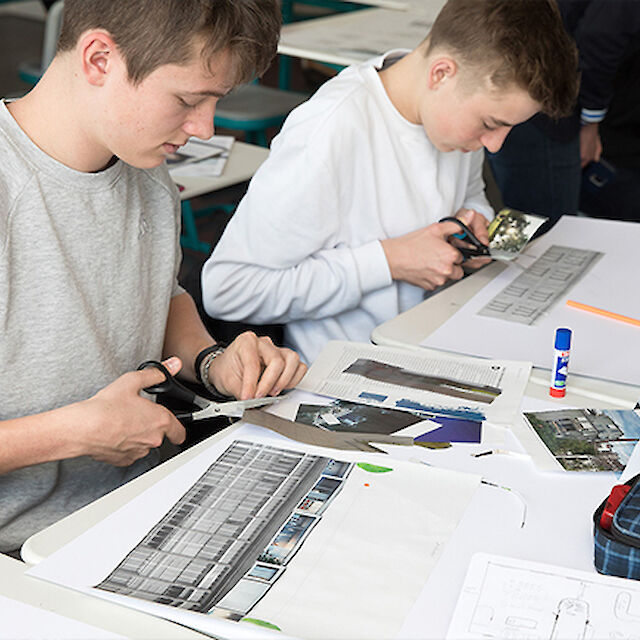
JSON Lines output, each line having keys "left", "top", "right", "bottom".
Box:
{"left": 79, "top": 358, "right": 186, "bottom": 467}
{"left": 381, "top": 221, "right": 466, "bottom": 290}
{"left": 580, "top": 123, "right": 602, "bottom": 168}
{"left": 207, "top": 332, "right": 307, "bottom": 400}
{"left": 455, "top": 208, "right": 490, "bottom": 244}
{"left": 453, "top": 208, "right": 493, "bottom": 270}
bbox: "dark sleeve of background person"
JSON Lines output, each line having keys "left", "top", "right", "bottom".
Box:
{"left": 41, "top": 1, "right": 57, "bottom": 9}
{"left": 568, "top": 1, "right": 640, "bottom": 221}
{"left": 567, "top": 0, "right": 640, "bottom": 121}
{"left": 569, "top": 1, "right": 640, "bottom": 176}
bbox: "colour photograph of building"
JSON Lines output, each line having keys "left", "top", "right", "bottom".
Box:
{"left": 525, "top": 408, "right": 640, "bottom": 471}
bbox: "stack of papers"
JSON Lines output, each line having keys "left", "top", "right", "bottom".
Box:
{"left": 167, "top": 135, "right": 234, "bottom": 180}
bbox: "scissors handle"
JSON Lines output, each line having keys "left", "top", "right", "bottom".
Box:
{"left": 138, "top": 360, "right": 200, "bottom": 407}
{"left": 439, "top": 216, "right": 491, "bottom": 259}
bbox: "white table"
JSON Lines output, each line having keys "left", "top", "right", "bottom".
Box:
{"left": 278, "top": 4, "right": 445, "bottom": 67}
{"left": 0, "top": 554, "right": 210, "bottom": 639}
{"left": 372, "top": 261, "right": 640, "bottom": 408}
{"left": 177, "top": 141, "right": 269, "bottom": 252}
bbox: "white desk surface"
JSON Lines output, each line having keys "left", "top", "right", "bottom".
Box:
{"left": 372, "top": 261, "right": 640, "bottom": 408}
{"left": 0, "top": 554, "right": 209, "bottom": 639}
{"left": 278, "top": 3, "right": 445, "bottom": 67}
{"left": 176, "top": 141, "right": 269, "bottom": 201}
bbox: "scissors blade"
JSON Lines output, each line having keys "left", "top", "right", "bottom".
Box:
{"left": 190, "top": 396, "right": 281, "bottom": 420}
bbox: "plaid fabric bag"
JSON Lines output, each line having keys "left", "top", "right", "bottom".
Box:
{"left": 593, "top": 473, "right": 640, "bottom": 580}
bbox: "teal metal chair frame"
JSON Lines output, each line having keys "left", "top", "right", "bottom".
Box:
{"left": 214, "top": 82, "right": 308, "bottom": 148}
{"left": 180, "top": 200, "right": 236, "bottom": 254}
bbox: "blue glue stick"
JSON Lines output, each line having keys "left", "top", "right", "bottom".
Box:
{"left": 550, "top": 327, "right": 572, "bottom": 398}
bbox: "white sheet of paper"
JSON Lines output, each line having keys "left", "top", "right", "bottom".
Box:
{"left": 28, "top": 423, "right": 480, "bottom": 640}
{"left": 422, "top": 216, "right": 640, "bottom": 386}
{"left": 0, "top": 595, "right": 128, "bottom": 640}
{"left": 447, "top": 553, "right": 640, "bottom": 639}
{"left": 297, "top": 341, "right": 531, "bottom": 425}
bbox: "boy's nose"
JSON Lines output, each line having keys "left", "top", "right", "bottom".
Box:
{"left": 184, "top": 101, "right": 216, "bottom": 140}
{"left": 481, "top": 127, "right": 511, "bottom": 153}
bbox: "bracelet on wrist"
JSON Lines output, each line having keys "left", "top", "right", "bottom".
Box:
{"left": 194, "top": 343, "right": 229, "bottom": 398}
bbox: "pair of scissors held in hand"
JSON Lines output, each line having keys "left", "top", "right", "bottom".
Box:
{"left": 440, "top": 216, "right": 491, "bottom": 261}
{"left": 138, "top": 360, "right": 280, "bottom": 423}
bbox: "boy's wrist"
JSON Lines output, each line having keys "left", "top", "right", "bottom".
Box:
{"left": 195, "top": 344, "right": 230, "bottom": 398}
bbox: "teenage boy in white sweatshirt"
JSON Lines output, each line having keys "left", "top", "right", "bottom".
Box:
{"left": 202, "top": 0, "right": 578, "bottom": 364}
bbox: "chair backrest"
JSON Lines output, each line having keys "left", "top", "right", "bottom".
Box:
{"left": 41, "top": 0, "right": 64, "bottom": 71}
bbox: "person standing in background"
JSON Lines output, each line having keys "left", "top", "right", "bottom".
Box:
{"left": 487, "top": 0, "right": 640, "bottom": 228}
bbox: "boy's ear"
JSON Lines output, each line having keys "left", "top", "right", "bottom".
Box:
{"left": 78, "top": 31, "right": 118, "bottom": 87}
{"left": 427, "top": 56, "right": 458, "bottom": 90}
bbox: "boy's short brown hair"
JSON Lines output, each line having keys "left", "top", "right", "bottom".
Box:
{"left": 426, "top": 0, "right": 578, "bottom": 118}
{"left": 58, "top": 0, "right": 280, "bottom": 86}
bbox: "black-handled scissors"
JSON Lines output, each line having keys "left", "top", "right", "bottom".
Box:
{"left": 439, "top": 216, "right": 491, "bottom": 261}
{"left": 138, "top": 360, "right": 280, "bottom": 423}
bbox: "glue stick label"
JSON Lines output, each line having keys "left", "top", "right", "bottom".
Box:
{"left": 550, "top": 328, "right": 572, "bottom": 398}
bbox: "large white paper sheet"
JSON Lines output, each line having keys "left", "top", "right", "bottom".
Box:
{"left": 447, "top": 553, "right": 640, "bottom": 639}
{"left": 0, "top": 595, "right": 127, "bottom": 640}
{"left": 297, "top": 341, "right": 531, "bottom": 425}
{"left": 28, "top": 423, "right": 480, "bottom": 640}
{"left": 423, "top": 216, "right": 640, "bottom": 386}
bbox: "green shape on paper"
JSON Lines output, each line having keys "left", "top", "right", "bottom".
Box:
{"left": 357, "top": 462, "right": 393, "bottom": 473}
{"left": 241, "top": 618, "right": 281, "bottom": 631}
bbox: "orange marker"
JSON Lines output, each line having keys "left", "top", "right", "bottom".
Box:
{"left": 566, "top": 300, "right": 640, "bottom": 328}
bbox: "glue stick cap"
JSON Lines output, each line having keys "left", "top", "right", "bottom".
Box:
{"left": 554, "top": 327, "right": 572, "bottom": 350}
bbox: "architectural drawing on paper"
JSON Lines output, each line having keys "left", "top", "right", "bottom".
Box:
{"left": 97, "top": 441, "right": 352, "bottom": 620}
{"left": 478, "top": 245, "right": 602, "bottom": 325}
{"left": 448, "top": 555, "right": 640, "bottom": 639}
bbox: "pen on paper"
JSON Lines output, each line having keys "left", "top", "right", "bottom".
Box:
{"left": 566, "top": 299, "right": 640, "bottom": 328}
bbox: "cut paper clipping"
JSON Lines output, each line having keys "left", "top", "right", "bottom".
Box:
{"left": 486, "top": 208, "right": 547, "bottom": 261}
{"left": 294, "top": 399, "right": 482, "bottom": 443}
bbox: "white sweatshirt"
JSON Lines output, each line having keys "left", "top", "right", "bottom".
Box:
{"left": 202, "top": 52, "right": 491, "bottom": 363}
